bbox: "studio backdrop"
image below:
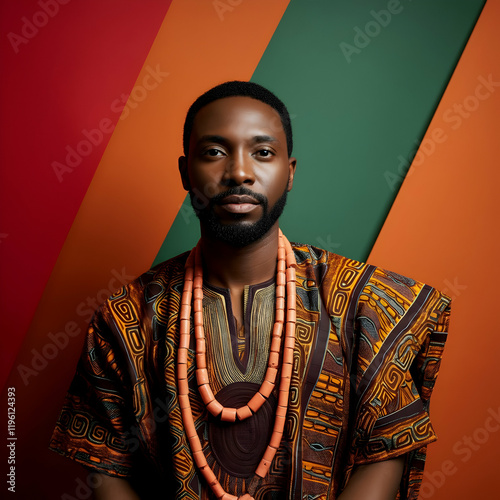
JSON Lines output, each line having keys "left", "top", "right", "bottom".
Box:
{"left": 1, "top": 0, "right": 498, "bottom": 498}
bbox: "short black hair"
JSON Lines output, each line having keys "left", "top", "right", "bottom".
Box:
{"left": 182, "top": 81, "right": 293, "bottom": 157}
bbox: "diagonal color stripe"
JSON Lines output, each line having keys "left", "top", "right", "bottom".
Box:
{"left": 368, "top": 0, "right": 500, "bottom": 497}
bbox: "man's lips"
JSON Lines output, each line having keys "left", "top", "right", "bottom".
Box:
{"left": 219, "top": 195, "right": 259, "bottom": 205}
{"left": 217, "top": 194, "right": 260, "bottom": 214}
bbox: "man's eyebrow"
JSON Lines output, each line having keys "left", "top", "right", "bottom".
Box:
{"left": 251, "top": 135, "right": 279, "bottom": 144}
{"left": 197, "top": 134, "right": 279, "bottom": 144}
{"left": 197, "top": 135, "right": 228, "bottom": 144}
{"left": 198, "top": 134, "right": 280, "bottom": 145}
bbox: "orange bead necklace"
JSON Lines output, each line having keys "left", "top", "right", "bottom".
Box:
{"left": 177, "top": 231, "right": 297, "bottom": 500}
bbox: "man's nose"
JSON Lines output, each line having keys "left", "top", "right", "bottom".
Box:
{"left": 222, "top": 152, "right": 255, "bottom": 186}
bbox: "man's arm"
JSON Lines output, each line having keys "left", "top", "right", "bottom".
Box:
{"left": 92, "top": 474, "right": 141, "bottom": 500}
{"left": 337, "top": 456, "right": 405, "bottom": 500}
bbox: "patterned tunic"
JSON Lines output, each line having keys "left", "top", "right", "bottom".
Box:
{"left": 49, "top": 244, "right": 451, "bottom": 499}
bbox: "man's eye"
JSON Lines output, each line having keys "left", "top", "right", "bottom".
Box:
{"left": 256, "top": 149, "right": 273, "bottom": 158}
{"left": 205, "top": 148, "right": 223, "bottom": 157}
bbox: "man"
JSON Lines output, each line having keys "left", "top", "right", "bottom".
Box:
{"left": 50, "top": 81, "right": 451, "bottom": 499}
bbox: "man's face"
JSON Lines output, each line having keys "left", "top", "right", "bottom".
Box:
{"left": 179, "top": 96, "right": 296, "bottom": 247}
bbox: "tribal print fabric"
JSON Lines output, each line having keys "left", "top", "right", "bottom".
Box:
{"left": 50, "top": 244, "right": 451, "bottom": 499}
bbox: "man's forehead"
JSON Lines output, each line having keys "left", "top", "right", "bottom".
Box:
{"left": 192, "top": 96, "right": 284, "bottom": 134}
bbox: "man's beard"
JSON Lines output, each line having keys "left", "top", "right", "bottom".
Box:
{"left": 189, "top": 184, "right": 289, "bottom": 248}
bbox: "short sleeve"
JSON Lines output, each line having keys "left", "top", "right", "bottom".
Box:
{"left": 49, "top": 309, "right": 136, "bottom": 477}
{"left": 349, "top": 268, "right": 451, "bottom": 498}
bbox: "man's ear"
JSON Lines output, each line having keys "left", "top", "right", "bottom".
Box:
{"left": 178, "top": 156, "right": 190, "bottom": 191}
{"left": 287, "top": 157, "right": 297, "bottom": 191}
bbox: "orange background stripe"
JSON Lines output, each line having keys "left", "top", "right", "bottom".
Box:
{"left": 368, "top": 0, "right": 500, "bottom": 497}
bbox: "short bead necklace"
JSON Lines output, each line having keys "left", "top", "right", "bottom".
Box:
{"left": 177, "top": 231, "right": 297, "bottom": 500}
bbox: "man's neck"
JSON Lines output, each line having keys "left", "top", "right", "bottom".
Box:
{"left": 198, "top": 223, "right": 281, "bottom": 333}
{"left": 199, "top": 224, "right": 280, "bottom": 292}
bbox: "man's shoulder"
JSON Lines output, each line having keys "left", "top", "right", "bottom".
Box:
{"left": 140, "top": 251, "right": 191, "bottom": 286}
{"left": 106, "top": 251, "right": 191, "bottom": 305}
{"left": 291, "top": 241, "right": 434, "bottom": 294}
{"left": 292, "top": 242, "right": 450, "bottom": 327}
{"left": 291, "top": 241, "right": 366, "bottom": 271}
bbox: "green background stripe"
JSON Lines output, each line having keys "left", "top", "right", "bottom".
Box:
{"left": 154, "top": 0, "right": 484, "bottom": 266}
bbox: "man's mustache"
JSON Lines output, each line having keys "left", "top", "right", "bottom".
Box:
{"left": 210, "top": 187, "right": 267, "bottom": 207}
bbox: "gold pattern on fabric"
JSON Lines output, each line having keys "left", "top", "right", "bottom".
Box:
{"left": 201, "top": 282, "right": 275, "bottom": 392}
